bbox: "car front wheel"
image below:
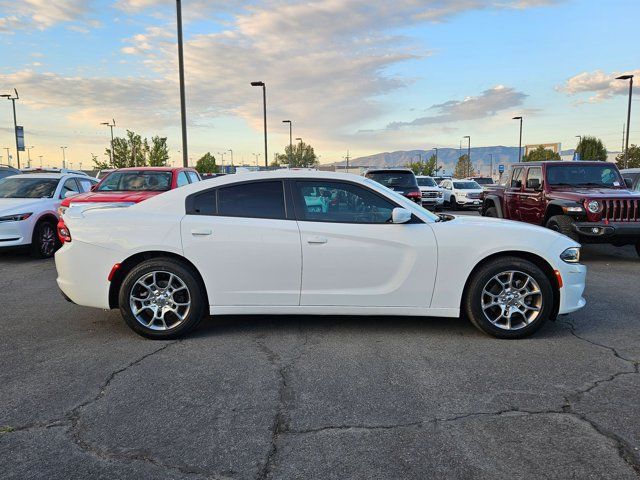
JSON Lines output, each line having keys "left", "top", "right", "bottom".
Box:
{"left": 119, "top": 258, "right": 206, "bottom": 339}
{"left": 31, "top": 219, "right": 59, "bottom": 258}
{"left": 463, "top": 256, "right": 554, "bottom": 339}
{"left": 546, "top": 215, "right": 578, "bottom": 241}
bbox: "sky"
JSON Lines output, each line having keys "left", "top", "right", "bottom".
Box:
{"left": 0, "top": 0, "right": 638, "bottom": 169}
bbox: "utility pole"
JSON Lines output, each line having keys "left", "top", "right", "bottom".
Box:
{"left": 26, "top": 146, "right": 34, "bottom": 168}
{"left": 253, "top": 153, "right": 260, "bottom": 167}
{"left": 616, "top": 75, "right": 633, "bottom": 169}
{"left": 176, "top": 0, "right": 189, "bottom": 167}
{"left": 228, "top": 149, "right": 234, "bottom": 166}
{"left": 344, "top": 150, "right": 350, "bottom": 171}
{"left": 101, "top": 119, "right": 116, "bottom": 167}
{"left": 4, "top": 147, "right": 11, "bottom": 167}
{"left": 513, "top": 116, "right": 523, "bottom": 162}
{"left": 251, "top": 81, "right": 268, "bottom": 167}
{"left": 38, "top": 155, "right": 43, "bottom": 168}
{"left": 1, "top": 89, "right": 21, "bottom": 169}
{"left": 60, "top": 146, "right": 68, "bottom": 169}
{"left": 282, "top": 120, "right": 292, "bottom": 165}
{"left": 489, "top": 153, "right": 494, "bottom": 180}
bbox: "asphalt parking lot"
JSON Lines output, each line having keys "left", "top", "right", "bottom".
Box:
{"left": 1, "top": 211, "right": 639, "bottom": 479}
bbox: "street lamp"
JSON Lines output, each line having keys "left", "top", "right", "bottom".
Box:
{"left": 574, "top": 135, "right": 582, "bottom": 161}
{"left": 282, "top": 120, "right": 292, "bottom": 164}
{"left": 513, "top": 116, "right": 523, "bottom": 162}
{"left": 463, "top": 136, "right": 471, "bottom": 177}
{"left": 616, "top": 74, "right": 634, "bottom": 169}
{"left": 228, "top": 149, "right": 234, "bottom": 166}
{"left": 433, "top": 147, "right": 438, "bottom": 164}
{"left": 100, "top": 119, "right": 116, "bottom": 167}
{"left": 253, "top": 153, "right": 260, "bottom": 167}
{"left": 1, "top": 89, "right": 21, "bottom": 169}
{"left": 26, "top": 146, "right": 34, "bottom": 168}
{"left": 176, "top": 0, "right": 188, "bottom": 167}
{"left": 217, "top": 151, "right": 226, "bottom": 168}
{"left": 60, "top": 146, "right": 68, "bottom": 169}
{"left": 251, "top": 81, "right": 268, "bottom": 167}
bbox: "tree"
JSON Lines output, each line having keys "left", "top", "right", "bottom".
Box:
{"left": 148, "top": 136, "right": 170, "bottom": 166}
{"left": 92, "top": 153, "right": 110, "bottom": 171}
{"left": 406, "top": 154, "right": 440, "bottom": 176}
{"left": 275, "top": 141, "right": 319, "bottom": 168}
{"left": 101, "top": 130, "right": 146, "bottom": 168}
{"left": 523, "top": 146, "right": 561, "bottom": 162}
{"left": 616, "top": 144, "right": 640, "bottom": 169}
{"left": 454, "top": 154, "right": 475, "bottom": 178}
{"left": 195, "top": 152, "right": 218, "bottom": 174}
{"left": 576, "top": 136, "right": 607, "bottom": 161}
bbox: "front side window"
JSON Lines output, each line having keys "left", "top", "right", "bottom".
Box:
{"left": 187, "top": 171, "right": 200, "bottom": 183}
{"left": 526, "top": 168, "right": 543, "bottom": 190}
{"left": 510, "top": 168, "right": 524, "bottom": 189}
{"left": 97, "top": 171, "right": 172, "bottom": 192}
{"left": 61, "top": 179, "right": 80, "bottom": 198}
{"left": 295, "top": 181, "right": 395, "bottom": 224}
{"left": 218, "top": 181, "right": 286, "bottom": 219}
{"left": 177, "top": 172, "right": 190, "bottom": 187}
{"left": 0, "top": 178, "right": 58, "bottom": 198}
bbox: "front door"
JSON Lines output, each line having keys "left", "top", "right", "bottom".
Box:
{"left": 181, "top": 180, "right": 302, "bottom": 306}
{"left": 505, "top": 167, "right": 524, "bottom": 220}
{"left": 519, "top": 167, "right": 545, "bottom": 224}
{"left": 291, "top": 179, "right": 437, "bottom": 307}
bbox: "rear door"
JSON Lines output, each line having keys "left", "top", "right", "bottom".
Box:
{"left": 519, "top": 167, "right": 544, "bottom": 224}
{"left": 292, "top": 179, "right": 437, "bottom": 307}
{"left": 181, "top": 180, "right": 302, "bottom": 306}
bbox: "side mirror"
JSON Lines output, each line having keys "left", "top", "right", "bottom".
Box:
{"left": 624, "top": 178, "right": 633, "bottom": 189}
{"left": 392, "top": 207, "right": 412, "bottom": 224}
{"left": 64, "top": 191, "right": 79, "bottom": 199}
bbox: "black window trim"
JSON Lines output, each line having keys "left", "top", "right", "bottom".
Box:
{"left": 185, "top": 179, "right": 290, "bottom": 220}
{"left": 290, "top": 178, "right": 423, "bottom": 225}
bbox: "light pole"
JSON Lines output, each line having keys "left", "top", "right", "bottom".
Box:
{"left": 38, "top": 155, "right": 43, "bottom": 168}
{"left": 228, "top": 149, "right": 234, "bottom": 166}
{"left": 489, "top": 153, "right": 494, "bottom": 179}
{"left": 253, "top": 153, "right": 260, "bottom": 167}
{"left": 3, "top": 147, "right": 11, "bottom": 167}
{"left": 251, "top": 81, "right": 268, "bottom": 167}
{"left": 433, "top": 147, "right": 438, "bottom": 164}
{"left": 60, "top": 146, "right": 68, "bottom": 169}
{"left": 616, "top": 74, "right": 634, "bottom": 169}
{"left": 282, "top": 120, "right": 292, "bottom": 164}
{"left": 217, "top": 152, "right": 226, "bottom": 169}
{"left": 1, "top": 89, "right": 21, "bottom": 169}
{"left": 513, "top": 116, "right": 523, "bottom": 162}
{"left": 575, "top": 135, "right": 582, "bottom": 160}
{"left": 176, "top": 0, "right": 188, "bottom": 167}
{"left": 463, "top": 135, "right": 471, "bottom": 177}
{"left": 26, "top": 146, "right": 34, "bottom": 168}
{"left": 100, "top": 119, "right": 116, "bottom": 167}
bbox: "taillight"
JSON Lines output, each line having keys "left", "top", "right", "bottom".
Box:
{"left": 406, "top": 191, "right": 421, "bottom": 198}
{"left": 57, "top": 219, "right": 71, "bottom": 243}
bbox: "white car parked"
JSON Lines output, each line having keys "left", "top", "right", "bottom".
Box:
{"left": 55, "top": 171, "right": 586, "bottom": 339}
{"left": 0, "top": 173, "right": 97, "bottom": 257}
{"left": 440, "top": 178, "right": 484, "bottom": 209}
{"left": 416, "top": 176, "right": 444, "bottom": 210}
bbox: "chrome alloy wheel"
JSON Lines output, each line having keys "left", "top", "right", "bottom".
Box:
{"left": 39, "top": 224, "right": 56, "bottom": 257}
{"left": 129, "top": 271, "right": 191, "bottom": 331}
{"left": 481, "top": 270, "right": 543, "bottom": 330}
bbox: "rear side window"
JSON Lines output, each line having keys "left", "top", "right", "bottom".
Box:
{"left": 190, "top": 190, "right": 217, "bottom": 215}
{"left": 218, "top": 181, "right": 286, "bottom": 219}
{"left": 187, "top": 171, "right": 200, "bottom": 183}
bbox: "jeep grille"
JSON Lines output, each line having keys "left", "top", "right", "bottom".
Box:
{"left": 602, "top": 199, "right": 639, "bottom": 222}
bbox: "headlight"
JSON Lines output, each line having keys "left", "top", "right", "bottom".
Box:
{"left": 586, "top": 200, "right": 601, "bottom": 213}
{"left": 560, "top": 247, "right": 581, "bottom": 263}
{"left": 0, "top": 212, "right": 33, "bottom": 222}
{"left": 437, "top": 192, "right": 443, "bottom": 198}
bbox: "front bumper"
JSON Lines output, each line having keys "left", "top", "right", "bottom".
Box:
{"left": 573, "top": 222, "right": 640, "bottom": 244}
{"left": 456, "top": 198, "right": 482, "bottom": 208}
{"left": 556, "top": 262, "right": 587, "bottom": 315}
{"left": 421, "top": 197, "right": 444, "bottom": 207}
{"left": 0, "top": 217, "right": 36, "bottom": 248}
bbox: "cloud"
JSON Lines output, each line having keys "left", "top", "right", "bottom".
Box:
{"left": 385, "top": 85, "right": 527, "bottom": 129}
{"left": 0, "top": 0, "right": 90, "bottom": 30}
{"left": 556, "top": 69, "right": 640, "bottom": 102}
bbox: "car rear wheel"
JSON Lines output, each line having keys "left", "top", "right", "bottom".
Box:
{"left": 31, "top": 219, "right": 59, "bottom": 258}
{"left": 546, "top": 215, "right": 578, "bottom": 241}
{"left": 119, "top": 258, "right": 206, "bottom": 339}
{"left": 484, "top": 207, "right": 498, "bottom": 218}
{"left": 463, "top": 256, "right": 553, "bottom": 339}
{"left": 449, "top": 197, "right": 459, "bottom": 210}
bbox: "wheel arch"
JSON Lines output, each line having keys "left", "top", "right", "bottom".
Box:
{"left": 460, "top": 250, "right": 561, "bottom": 320}
{"left": 543, "top": 202, "right": 567, "bottom": 224}
{"left": 31, "top": 213, "right": 59, "bottom": 242}
{"left": 481, "top": 195, "right": 503, "bottom": 217}
{"left": 108, "top": 250, "right": 210, "bottom": 309}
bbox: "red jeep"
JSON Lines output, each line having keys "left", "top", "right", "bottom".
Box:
{"left": 482, "top": 161, "right": 640, "bottom": 256}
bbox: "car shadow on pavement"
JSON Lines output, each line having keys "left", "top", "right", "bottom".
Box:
{"left": 580, "top": 244, "right": 637, "bottom": 263}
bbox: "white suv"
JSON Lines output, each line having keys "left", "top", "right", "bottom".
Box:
{"left": 0, "top": 173, "right": 97, "bottom": 257}
{"left": 440, "top": 178, "right": 484, "bottom": 210}
{"left": 416, "top": 176, "right": 444, "bottom": 210}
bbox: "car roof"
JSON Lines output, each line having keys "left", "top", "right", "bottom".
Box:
{"left": 12, "top": 172, "right": 67, "bottom": 179}
{"left": 365, "top": 168, "right": 413, "bottom": 173}
{"left": 512, "top": 161, "right": 612, "bottom": 167}
{"left": 115, "top": 166, "right": 189, "bottom": 172}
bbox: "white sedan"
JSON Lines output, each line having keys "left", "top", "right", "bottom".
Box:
{"left": 55, "top": 171, "right": 586, "bottom": 339}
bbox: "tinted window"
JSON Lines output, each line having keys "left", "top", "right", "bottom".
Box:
{"left": 366, "top": 171, "right": 417, "bottom": 188}
{"left": 526, "top": 168, "right": 542, "bottom": 189}
{"left": 190, "top": 190, "right": 217, "bottom": 215}
{"left": 0, "top": 178, "right": 58, "bottom": 198}
{"left": 453, "top": 181, "right": 481, "bottom": 190}
{"left": 187, "top": 171, "right": 200, "bottom": 183}
{"left": 472, "top": 177, "right": 493, "bottom": 185}
{"left": 510, "top": 168, "right": 524, "bottom": 188}
{"left": 61, "top": 179, "right": 80, "bottom": 197}
{"left": 98, "top": 171, "right": 172, "bottom": 191}
{"left": 295, "top": 181, "right": 395, "bottom": 224}
{"left": 218, "top": 181, "right": 286, "bottom": 219}
{"left": 546, "top": 164, "right": 624, "bottom": 187}
{"left": 417, "top": 177, "right": 437, "bottom": 187}
{"left": 177, "top": 172, "right": 190, "bottom": 187}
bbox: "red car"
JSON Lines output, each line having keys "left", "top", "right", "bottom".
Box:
{"left": 57, "top": 167, "right": 200, "bottom": 242}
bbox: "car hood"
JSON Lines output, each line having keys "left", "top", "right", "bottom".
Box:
{"left": 0, "top": 198, "right": 48, "bottom": 216}
{"left": 64, "top": 191, "right": 163, "bottom": 205}
{"left": 445, "top": 214, "right": 573, "bottom": 242}
{"left": 549, "top": 187, "right": 640, "bottom": 200}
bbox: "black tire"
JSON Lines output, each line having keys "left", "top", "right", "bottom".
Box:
{"left": 635, "top": 242, "right": 640, "bottom": 258}
{"left": 546, "top": 215, "right": 578, "bottom": 241}
{"left": 484, "top": 207, "right": 498, "bottom": 218}
{"left": 450, "top": 197, "right": 459, "bottom": 210}
{"left": 463, "top": 256, "right": 554, "bottom": 339}
{"left": 118, "top": 257, "right": 207, "bottom": 339}
{"left": 30, "top": 219, "right": 60, "bottom": 258}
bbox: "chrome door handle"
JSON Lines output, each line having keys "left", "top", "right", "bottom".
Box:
{"left": 307, "top": 236, "right": 327, "bottom": 244}
{"left": 191, "top": 228, "right": 212, "bottom": 236}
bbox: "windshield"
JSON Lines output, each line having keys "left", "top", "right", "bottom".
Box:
{"left": 546, "top": 164, "right": 624, "bottom": 188}
{"left": 0, "top": 178, "right": 58, "bottom": 198}
{"left": 454, "top": 181, "right": 481, "bottom": 190}
{"left": 472, "top": 178, "right": 493, "bottom": 185}
{"left": 366, "top": 171, "right": 417, "bottom": 188}
{"left": 97, "top": 171, "right": 172, "bottom": 192}
{"left": 417, "top": 177, "right": 437, "bottom": 187}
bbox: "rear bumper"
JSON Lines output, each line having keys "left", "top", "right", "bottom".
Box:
{"left": 574, "top": 222, "right": 640, "bottom": 244}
